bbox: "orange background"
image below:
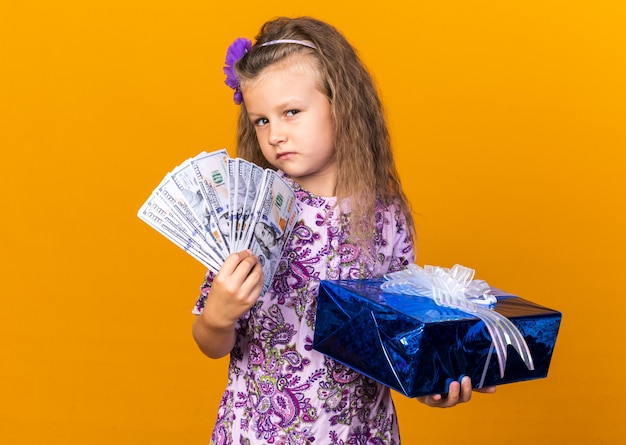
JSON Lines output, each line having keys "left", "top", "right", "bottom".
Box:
{"left": 1, "top": 1, "right": 625, "bottom": 443}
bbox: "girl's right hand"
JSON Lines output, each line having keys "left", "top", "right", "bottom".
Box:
{"left": 192, "top": 250, "right": 264, "bottom": 359}
{"left": 201, "top": 249, "right": 264, "bottom": 328}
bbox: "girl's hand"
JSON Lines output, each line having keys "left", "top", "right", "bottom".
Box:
{"left": 201, "top": 249, "right": 264, "bottom": 328}
{"left": 193, "top": 250, "right": 264, "bottom": 359}
{"left": 417, "top": 376, "right": 496, "bottom": 408}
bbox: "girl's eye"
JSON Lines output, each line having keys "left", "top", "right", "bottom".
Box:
{"left": 285, "top": 109, "right": 300, "bottom": 117}
{"left": 254, "top": 117, "right": 269, "bottom": 127}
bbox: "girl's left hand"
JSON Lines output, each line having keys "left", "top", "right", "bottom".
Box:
{"left": 417, "top": 376, "right": 496, "bottom": 408}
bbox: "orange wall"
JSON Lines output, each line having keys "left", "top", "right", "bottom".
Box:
{"left": 1, "top": 1, "right": 625, "bottom": 443}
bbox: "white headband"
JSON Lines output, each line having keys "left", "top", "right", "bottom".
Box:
{"left": 259, "top": 39, "right": 317, "bottom": 50}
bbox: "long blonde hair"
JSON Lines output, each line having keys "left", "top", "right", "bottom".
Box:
{"left": 234, "top": 16, "right": 414, "bottom": 248}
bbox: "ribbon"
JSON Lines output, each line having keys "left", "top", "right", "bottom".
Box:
{"left": 381, "top": 264, "right": 534, "bottom": 381}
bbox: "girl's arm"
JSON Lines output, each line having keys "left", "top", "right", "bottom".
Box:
{"left": 192, "top": 250, "right": 264, "bottom": 359}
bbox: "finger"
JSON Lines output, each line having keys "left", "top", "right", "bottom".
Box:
{"left": 419, "top": 385, "right": 458, "bottom": 408}
{"left": 230, "top": 251, "right": 261, "bottom": 281}
{"left": 417, "top": 394, "right": 439, "bottom": 408}
{"left": 219, "top": 250, "right": 259, "bottom": 285}
{"left": 218, "top": 250, "right": 254, "bottom": 277}
{"left": 238, "top": 261, "right": 264, "bottom": 298}
{"left": 443, "top": 380, "right": 461, "bottom": 407}
{"left": 459, "top": 376, "right": 473, "bottom": 403}
{"left": 417, "top": 393, "right": 441, "bottom": 407}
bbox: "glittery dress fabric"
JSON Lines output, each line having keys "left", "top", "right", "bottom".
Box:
{"left": 193, "top": 171, "right": 414, "bottom": 445}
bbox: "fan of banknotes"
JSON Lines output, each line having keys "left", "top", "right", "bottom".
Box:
{"left": 138, "top": 149, "right": 301, "bottom": 293}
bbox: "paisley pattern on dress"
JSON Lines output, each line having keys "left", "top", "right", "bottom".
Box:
{"left": 193, "top": 172, "right": 414, "bottom": 444}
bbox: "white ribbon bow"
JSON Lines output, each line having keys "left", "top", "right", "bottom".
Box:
{"left": 382, "top": 264, "right": 534, "bottom": 381}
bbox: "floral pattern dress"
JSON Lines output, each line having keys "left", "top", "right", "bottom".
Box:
{"left": 193, "top": 173, "right": 414, "bottom": 445}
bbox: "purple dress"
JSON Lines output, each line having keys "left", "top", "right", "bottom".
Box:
{"left": 193, "top": 173, "right": 414, "bottom": 445}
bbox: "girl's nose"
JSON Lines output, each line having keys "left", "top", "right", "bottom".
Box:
{"left": 268, "top": 123, "right": 286, "bottom": 146}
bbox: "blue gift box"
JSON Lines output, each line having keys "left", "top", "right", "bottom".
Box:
{"left": 313, "top": 279, "right": 562, "bottom": 397}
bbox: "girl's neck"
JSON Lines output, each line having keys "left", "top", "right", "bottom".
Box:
{"left": 293, "top": 171, "right": 337, "bottom": 198}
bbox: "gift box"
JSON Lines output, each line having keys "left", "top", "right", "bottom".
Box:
{"left": 313, "top": 278, "right": 562, "bottom": 397}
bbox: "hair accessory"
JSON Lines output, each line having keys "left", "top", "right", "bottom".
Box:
{"left": 223, "top": 37, "right": 316, "bottom": 105}
{"left": 259, "top": 39, "right": 317, "bottom": 49}
{"left": 223, "top": 37, "right": 253, "bottom": 105}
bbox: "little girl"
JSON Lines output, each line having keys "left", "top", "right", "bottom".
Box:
{"left": 192, "top": 16, "right": 492, "bottom": 445}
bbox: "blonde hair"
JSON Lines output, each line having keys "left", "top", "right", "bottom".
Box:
{"left": 234, "top": 16, "right": 414, "bottom": 249}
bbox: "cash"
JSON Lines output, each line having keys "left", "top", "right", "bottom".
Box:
{"left": 138, "top": 149, "right": 301, "bottom": 293}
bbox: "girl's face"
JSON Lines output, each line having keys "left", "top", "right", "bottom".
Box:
{"left": 242, "top": 55, "right": 336, "bottom": 197}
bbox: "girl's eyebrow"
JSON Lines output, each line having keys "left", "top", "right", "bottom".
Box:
{"left": 247, "top": 104, "right": 301, "bottom": 119}
{"left": 278, "top": 97, "right": 305, "bottom": 108}
{"left": 245, "top": 110, "right": 265, "bottom": 120}
{"left": 246, "top": 97, "right": 306, "bottom": 118}
{"left": 268, "top": 97, "right": 306, "bottom": 111}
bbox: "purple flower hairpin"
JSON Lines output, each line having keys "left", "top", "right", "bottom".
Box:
{"left": 223, "top": 37, "right": 252, "bottom": 104}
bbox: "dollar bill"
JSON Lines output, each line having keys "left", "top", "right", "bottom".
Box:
{"left": 170, "top": 158, "right": 229, "bottom": 260}
{"left": 191, "top": 149, "right": 231, "bottom": 252}
{"left": 231, "top": 159, "right": 261, "bottom": 251}
{"left": 137, "top": 193, "right": 222, "bottom": 271}
{"left": 247, "top": 171, "right": 301, "bottom": 293}
{"left": 139, "top": 150, "right": 301, "bottom": 293}
{"left": 153, "top": 174, "right": 227, "bottom": 267}
{"left": 237, "top": 160, "right": 264, "bottom": 251}
{"left": 227, "top": 158, "right": 238, "bottom": 250}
